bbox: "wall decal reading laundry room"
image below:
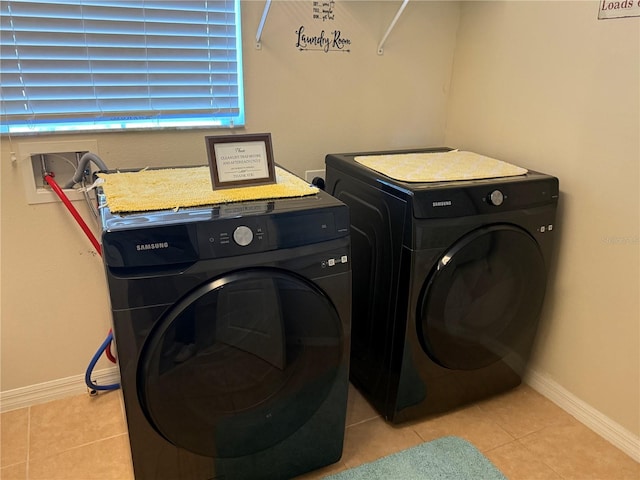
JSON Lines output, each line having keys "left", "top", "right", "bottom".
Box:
{"left": 295, "top": 1, "right": 352, "bottom": 53}
{"left": 295, "top": 27, "right": 352, "bottom": 52}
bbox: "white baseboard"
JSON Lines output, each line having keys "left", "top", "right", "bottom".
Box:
{"left": 0, "top": 366, "right": 120, "bottom": 413}
{"left": 526, "top": 368, "right": 640, "bottom": 463}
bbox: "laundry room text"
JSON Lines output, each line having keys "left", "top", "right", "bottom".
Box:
{"left": 295, "top": 26, "right": 351, "bottom": 52}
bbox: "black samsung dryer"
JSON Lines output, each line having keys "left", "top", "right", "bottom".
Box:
{"left": 325, "top": 147, "right": 558, "bottom": 423}
{"left": 99, "top": 189, "right": 351, "bottom": 479}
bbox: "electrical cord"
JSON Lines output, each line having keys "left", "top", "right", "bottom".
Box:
{"left": 81, "top": 175, "right": 100, "bottom": 224}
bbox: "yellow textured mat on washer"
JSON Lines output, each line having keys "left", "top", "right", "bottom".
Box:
{"left": 354, "top": 150, "right": 527, "bottom": 182}
{"left": 97, "top": 166, "right": 318, "bottom": 213}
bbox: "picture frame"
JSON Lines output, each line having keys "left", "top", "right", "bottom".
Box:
{"left": 205, "top": 133, "right": 277, "bottom": 190}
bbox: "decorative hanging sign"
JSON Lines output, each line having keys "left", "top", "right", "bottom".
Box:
{"left": 598, "top": 0, "right": 640, "bottom": 19}
{"left": 295, "top": 1, "right": 352, "bottom": 53}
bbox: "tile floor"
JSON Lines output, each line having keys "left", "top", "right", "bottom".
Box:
{"left": 1, "top": 383, "right": 638, "bottom": 480}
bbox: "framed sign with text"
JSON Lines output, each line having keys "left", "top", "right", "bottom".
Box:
{"left": 206, "top": 133, "right": 276, "bottom": 190}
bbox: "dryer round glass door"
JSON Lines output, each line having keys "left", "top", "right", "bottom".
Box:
{"left": 417, "top": 225, "right": 547, "bottom": 370}
{"left": 137, "top": 267, "right": 344, "bottom": 458}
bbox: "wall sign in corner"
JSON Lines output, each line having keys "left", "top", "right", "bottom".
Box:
{"left": 598, "top": 0, "right": 640, "bottom": 19}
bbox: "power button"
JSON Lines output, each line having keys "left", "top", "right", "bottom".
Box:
{"left": 488, "top": 190, "right": 504, "bottom": 206}
{"left": 233, "top": 225, "right": 254, "bottom": 246}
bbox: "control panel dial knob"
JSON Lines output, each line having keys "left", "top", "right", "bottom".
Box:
{"left": 233, "top": 225, "right": 254, "bottom": 246}
{"left": 488, "top": 190, "right": 504, "bottom": 206}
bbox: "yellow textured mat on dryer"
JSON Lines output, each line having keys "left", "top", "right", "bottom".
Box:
{"left": 354, "top": 150, "right": 528, "bottom": 182}
{"left": 97, "top": 166, "right": 318, "bottom": 213}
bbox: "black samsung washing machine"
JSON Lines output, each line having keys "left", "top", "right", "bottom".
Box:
{"left": 99, "top": 188, "right": 351, "bottom": 479}
{"left": 325, "top": 147, "right": 558, "bottom": 423}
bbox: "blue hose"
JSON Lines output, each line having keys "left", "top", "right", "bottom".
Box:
{"left": 85, "top": 331, "right": 120, "bottom": 391}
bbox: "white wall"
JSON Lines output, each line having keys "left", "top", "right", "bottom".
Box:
{"left": 445, "top": 1, "right": 639, "bottom": 437}
{"left": 0, "top": 1, "right": 460, "bottom": 392}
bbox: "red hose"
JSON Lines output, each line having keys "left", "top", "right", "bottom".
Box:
{"left": 105, "top": 328, "right": 117, "bottom": 363}
{"left": 45, "top": 174, "right": 117, "bottom": 365}
{"left": 44, "top": 174, "right": 102, "bottom": 256}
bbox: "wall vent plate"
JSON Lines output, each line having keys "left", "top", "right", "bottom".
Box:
{"left": 18, "top": 140, "right": 99, "bottom": 205}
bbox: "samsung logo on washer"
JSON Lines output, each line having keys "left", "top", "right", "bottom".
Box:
{"left": 136, "top": 242, "right": 169, "bottom": 251}
{"left": 432, "top": 200, "right": 452, "bottom": 207}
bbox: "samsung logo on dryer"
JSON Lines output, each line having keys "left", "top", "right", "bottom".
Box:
{"left": 432, "top": 200, "right": 452, "bottom": 207}
{"left": 136, "top": 242, "right": 169, "bottom": 251}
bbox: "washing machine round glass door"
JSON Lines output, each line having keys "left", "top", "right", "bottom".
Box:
{"left": 417, "top": 224, "right": 547, "bottom": 370}
{"left": 137, "top": 267, "right": 344, "bottom": 458}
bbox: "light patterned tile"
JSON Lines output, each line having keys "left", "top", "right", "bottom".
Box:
{"left": 29, "top": 390, "right": 126, "bottom": 461}
{"left": 476, "top": 384, "right": 575, "bottom": 439}
{"left": 411, "top": 403, "right": 515, "bottom": 452}
{"left": 1, "top": 408, "right": 29, "bottom": 467}
{"left": 0, "top": 462, "right": 27, "bottom": 480}
{"left": 12, "top": 379, "right": 639, "bottom": 480}
{"left": 28, "top": 434, "right": 134, "bottom": 480}
{"left": 519, "top": 421, "right": 640, "bottom": 479}
{"left": 485, "top": 439, "right": 562, "bottom": 480}
{"left": 345, "top": 384, "right": 379, "bottom": 427}
{"left": 341, "top": 416, "right": 423, "bottom": 469}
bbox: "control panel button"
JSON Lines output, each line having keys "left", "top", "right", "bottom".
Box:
{"left": 233, "top": 225, "right": 254, "bottom": 246}
{"left": 488, "top": 190, "right": 504, "bottom": 206}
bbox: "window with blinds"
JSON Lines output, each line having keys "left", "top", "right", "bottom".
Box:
{"left": 0, "top": 0, "right": 244, "bottom": 133}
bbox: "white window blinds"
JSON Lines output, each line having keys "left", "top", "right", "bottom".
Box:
{"left": 0, "top": 0, "right": 244, "bottom": 133}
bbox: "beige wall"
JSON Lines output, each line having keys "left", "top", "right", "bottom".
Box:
{"left": 0, "top": 2, "right": 460, "bottom": 390}
{"left": 445, "top": 1, "right": 639, "bottom": 436}
{"left": 2, "top": 0, "right": 638, "bottom": 443}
